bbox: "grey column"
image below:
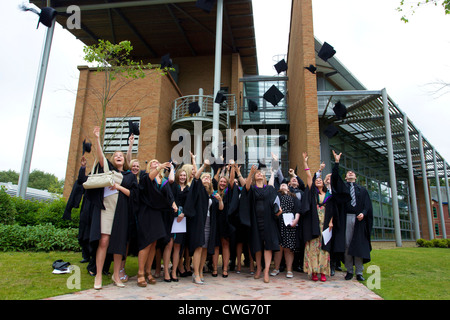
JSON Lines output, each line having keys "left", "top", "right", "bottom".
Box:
{"left": 403, "top": 113, "right": 420, "bottom": 240}
{"left": 418, "top": 132, "right": 434, "bottom": 239}
{"left": 382, "top": 88, "right": 402, "bottom": 247}
{"left": 433, "top": 148, "right": 447, "bottom": 238}
{"left": 212, "top": 0, "right": 223, "bottom": 157}
{"left": 17, "top": 15, "right": 56, "bottom": 198}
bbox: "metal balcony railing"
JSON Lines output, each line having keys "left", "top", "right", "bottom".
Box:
{"left": 172, "top": 94, "right": 237, "bottom": 129}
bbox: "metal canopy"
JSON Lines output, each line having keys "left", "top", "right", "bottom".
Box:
{"left": 30, "top": 0, "right": 259, "bottom": 75}
{"left": 318, "top": 90, "right": 448, "bottom": 180}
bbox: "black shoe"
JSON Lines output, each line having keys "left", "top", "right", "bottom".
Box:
{"left": 80, "top": 258, "right": 89, "bottom": 263}
{"left": 356, "top": 274, "right": 365, "bottom": 281}
{"left": 345, "top": 272, "right": 353, "bottom": 280}
{"left": 164, "top": 278, "right": 172, "bottom": 282}
{"left": 330, "top": 268, "right": 335, "bottom": 277}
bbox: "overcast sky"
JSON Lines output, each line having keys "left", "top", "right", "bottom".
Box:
{"left": 1, "top": 0, "right": 450, "bottom": 180}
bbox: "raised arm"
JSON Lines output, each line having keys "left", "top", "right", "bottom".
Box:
{"left": 234, "top": 164, "right": 246, "bottom": 187}
{"left": 126, "top": 134, "right": 134, "bottom": 164}
{"left": 93, "top": 126, "right": 104, "bottom": 168}
{"left": 303, "top": 152, "right": 312, "bottom": 189}
{"left": 168, "top": 162, "right": 175, "bottom": 184}
{"left": 245, "top": 165, "right": 257, "bottom": 191}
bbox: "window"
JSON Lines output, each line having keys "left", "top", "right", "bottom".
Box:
{"left": 435, "top": 223, "right": 440, "bottom": 236}
{"left": 433, "top": 206, "right": 437, "bottom": 218}
{"left": 103, "top": 117, "right": 140, "bottom": 153}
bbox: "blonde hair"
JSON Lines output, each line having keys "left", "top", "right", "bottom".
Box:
{"left": 200, "top": 172, "right": 214, "bottom": 195}
{"left": 176, "top": 164, "right": 194, "bottom": 186}
{"left": 109, "top": 151, "right": 129, "bottom": 171}
{"left": 217, "top": 176, "right": 229, "bottom": 199}
{"left": 147, "top": 159, "right": 165, "bottom": 180}
{"left": 129, "top": 159, "right": 140, "bottom": 182}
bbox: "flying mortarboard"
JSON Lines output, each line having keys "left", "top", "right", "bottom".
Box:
{"left": 188, "top": 101, "right": 201, "bottom": 114}
{"left": 196, "top": 0, "right": 216, "bottom": 13}
{"left": 324, "top": 124, "right": 339, "bottom": 139}
{"left": 82, "top": 139, "right": 92, "bottom": 155}
{"left": 215, "top": 92, "right": 226, "bottom": 104}
{"left": 248, "top": 99, "right": 258, "bottom": 113}
{"left": 333, "top": 101, "right": 347, "bottom": 120}
{"left": 263, "top": 85, "right": 284, "bottom": 107}
{"left": 279, "top": 135, "right": 288, "bottom": 146}
{"left": 257, "top": 160, "right": 267, "bottom": 170}
{"left": 318, "top": 42, "right": 336, "bottom": 62}
{"left": 19, "top": 5, "right": 57, "bottom": 29}
{"left": 304, "top": 64, "right": 317, "bottom": 74}
{"left": 128, "top": 120, "right": 140, "bottom": 137}
{"left": 160, "top": 53, "right": 173, "bottom": 69}
{"left": 274, "top": 59, "right": 287, "bottom": 74}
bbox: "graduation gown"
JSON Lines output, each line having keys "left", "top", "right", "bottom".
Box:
{"left": 239, "top": 185, "right": 280, "bottom": 256}
{"left": 171, "top": 182, "right": 190, "bottom": 245}
{"left": 332, "top": 163, "right": 373, "bottom": 263}
{"left": 216, "top": 183, "right": 239, "bottom": 240}
{"left": 62, "top": 166, "right": 86, "bottom": 221}
{"left": 183, "top": 178, "right": 219, "bottom": 256}
{"left": 136, "top": 174, "right": 174, "bottom": 251}
{"left": 86, "top": 161, "right": 138, "bottom": 257}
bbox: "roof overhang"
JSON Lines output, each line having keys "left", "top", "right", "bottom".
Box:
{"left": 30, "top": 0, "right": 258, "bottom": 75}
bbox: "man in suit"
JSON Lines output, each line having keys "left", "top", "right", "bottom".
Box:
{"left": 332, "top": 151, "right": 373, "bottom": 281}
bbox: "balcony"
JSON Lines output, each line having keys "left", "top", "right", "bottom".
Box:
{"left": 171, "top": 93, "right": 237, "bottom": 131}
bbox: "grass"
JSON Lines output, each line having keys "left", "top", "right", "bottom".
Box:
{"left": 362, "top": 247, "right": 450, "bottom": 300}
{"left": 0, "top": 247, "right": 448, "bottom": 300}
{"left": 0, "top": 251, "right": 139, "bottom": 300}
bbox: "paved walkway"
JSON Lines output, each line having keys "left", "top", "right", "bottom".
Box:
{"left": 45, "top": 267, "right": 382, "bottom": 301}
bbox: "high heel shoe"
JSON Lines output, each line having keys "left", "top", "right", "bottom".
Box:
{"left": 192, "top": 274, "right": 204, "bottom": 285}
{"left": 145, "top": 272, "right": 156, "bottom": 285}
{"left": 212, "top": 269, "right": 218, "bottom": 277}
{"left": 112, "top": 274, "right": 125, "bottom": 288}
{"left": 171, "top": 274, "right": 179, "bottom": 282}
{"left": 94, "top": 276, "right": 102, "bottom": 290}
{"left": 222, "top": 270, "right": 228, "bottom": 278}
{"left": 137, "top": 272, "right": 147, "bottom": 287}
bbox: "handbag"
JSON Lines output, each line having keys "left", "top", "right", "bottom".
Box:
{"left": 83, "top": 157, "right": 116, "bottom": 190}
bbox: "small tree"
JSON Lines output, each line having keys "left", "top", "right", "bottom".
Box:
{"left": 397, "top": 0, "right": 450, "bottom": 22}
{"left": 82, "top": 40, "right": 170, "bottom": 145}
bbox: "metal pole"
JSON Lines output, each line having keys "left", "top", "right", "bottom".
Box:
{"left": 444, "top": 164, "right": 450, "bottom": 233}
{"left": 17, "top": 17, "right": 56, "bottom": 198}
{"left": 418, "top": 132, "right": 434, "bottom": 239}
{"left": 212, "top": 0, "right": 223, "bottom": 158}
{"left": 403, "top": 113, "right": 420, "bottom": 240}
{"left": 433, "top": 148, "right": 447, "bottom": 238}
{"left": 382, "top": 88, "right": 402, "bottom": 247}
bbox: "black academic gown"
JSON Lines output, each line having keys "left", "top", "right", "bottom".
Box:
{"left": 216, "top": 183, "right": 239, "bottom": 240}
{"left": 183, "top": 178, "right": 219, "bottom": 256}
{"left": 238, "top": 185, "right": 280, "bottom": 257}
{"left": 136, "top": 174, "right": 173, "bottom": 251}
{"left": 62, "top": 166, "right": 86, "bottom": 221}
{"left": 332, "top": 163, "right": 373, "bottom": 263}
{"left": 171, "top": 182, "right": 190, "bottom": 245}
{"left": 86, "top": 161, "right": 138, "bottom": 257}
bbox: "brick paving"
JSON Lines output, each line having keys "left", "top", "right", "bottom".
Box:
{"left": 45, "top": 267, "right": 382, "bottom": 301}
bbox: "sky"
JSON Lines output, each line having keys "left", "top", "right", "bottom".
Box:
{"left": 0, "top": 0, "right": 450, "bottom": 181}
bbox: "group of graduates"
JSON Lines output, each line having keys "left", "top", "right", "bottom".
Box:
{"left": 64, "top": 127, "right": 373, "bottom": 290}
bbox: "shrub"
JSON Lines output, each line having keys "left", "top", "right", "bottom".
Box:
{"left": 0, "top": 187, "right": 17, "bottom": 225}
{"left": 11, "top": 196, "right": 44, "bottom": 226}
{"left": 36, "top": 197, "right": 80, "bottom": 229}
{"left": 416, "top": 238, "right": 449, "bottom": 248}
{"left": 0, "top": 224, "right": 80, "bottom": 252}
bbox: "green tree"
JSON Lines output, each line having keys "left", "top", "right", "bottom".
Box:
{"left": 0, "top": 170, "right": 20, "bottom": 184}
{"left": 82, "top": 40, "right": 170, "bottom": 146}
{"left": 397, "top": 0, "right": 450, "bottom": 22}
{"left": 28, "top": 170, "right": 64, "bottom": 194}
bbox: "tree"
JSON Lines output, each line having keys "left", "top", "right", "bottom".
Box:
{"left": 397, "top": 0, "right": 450, "bottom": 22}
{"left": 82, "top": 40, "right": 170, "bottom": 146}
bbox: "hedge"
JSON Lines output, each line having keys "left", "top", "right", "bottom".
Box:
{"left": 0, "top": 224, "right": 81, "bottom": 252}
{"left": 416, "top": 238, "right": 450, "bottom": 248}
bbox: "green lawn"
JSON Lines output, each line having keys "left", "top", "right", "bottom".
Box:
{"left": 0, "top": 247, "right": 448, "bottom": 300}
{"left": 363, "top": 247, "right": 450, "bottom": 300}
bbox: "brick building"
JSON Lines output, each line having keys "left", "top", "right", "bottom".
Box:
{"left": 32, "top": 0, "right": 448, "bottom": 243}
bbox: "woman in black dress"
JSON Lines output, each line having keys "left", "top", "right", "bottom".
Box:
{"left": 184, "top": 154, "right": 224, "bottom": 284}
{"left": 241, "top": 165, "right": 282, "bottom": 283}
{"left": 135, "top": 159, "right": 177, "bottom": 287}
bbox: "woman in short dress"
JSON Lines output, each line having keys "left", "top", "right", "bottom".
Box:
{"left": 90, "top": 126, "right": 137, "bottom": 290}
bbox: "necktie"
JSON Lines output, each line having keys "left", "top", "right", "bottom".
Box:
{"left": 350, "top": 183, "right": 356, "bottom": 207}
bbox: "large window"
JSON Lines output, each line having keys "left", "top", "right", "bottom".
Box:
{"left": 103, "top": 117, "right": 140, "bottom": 154}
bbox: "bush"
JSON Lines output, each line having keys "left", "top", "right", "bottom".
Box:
{"left": 11, "top": 196, "right": 45, "bottom": 226}
{"left": 416, "top": 238, "right": 449, "bottom": 248}
{"left": 0, "top": 187, "right": 17, "bottom": 225}
{"left": 36, "top": 197, "right": 80, "bottom": 229}
{"left": 0, "top": 224, "right": 80, "bottom": 252}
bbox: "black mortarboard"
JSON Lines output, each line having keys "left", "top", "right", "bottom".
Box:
{"left": 279, "top": 135, "right": 288, "bottom": 146}
{"left": 128, "top": 120, "right": 140, "bottom": 137}
{"left": 274, "top": 59, "right": 287, "bottom": 74}
{"left": 188, "top": 101, "right": 200, "bottom": 114}
{"left": 318, "top": 42, "right": 336, "bottom": 62}
{"left": 324, "top": 124, "right": 339, "bottom": 138}
{"left": 196, "top": 0, "right": 216, "bottom": 13}
{"left": 248, "top": 99, "right": 258, "bottom": 113}
{"left": 333, "top": 101, "right": 347, "bottom": 120}
{"left": 257, "top": 160, "right": 267, "bottom": 170}
{"left": 215, "top": 92, "right": 226, "bottom": 104}
{"left": 160, "top": 53, "right": 173, "bottom": 69}
{"left": 82, "top": 139, "right": 92, "bottom": 155}
{"left": 19, "top": 5, "right": 57, "bottom": 29}
{"left": 263, "top": 85, "right": 284, "bottom": 107}
{"left": 305, "top": 64, "right": 317, "bottom": 74}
